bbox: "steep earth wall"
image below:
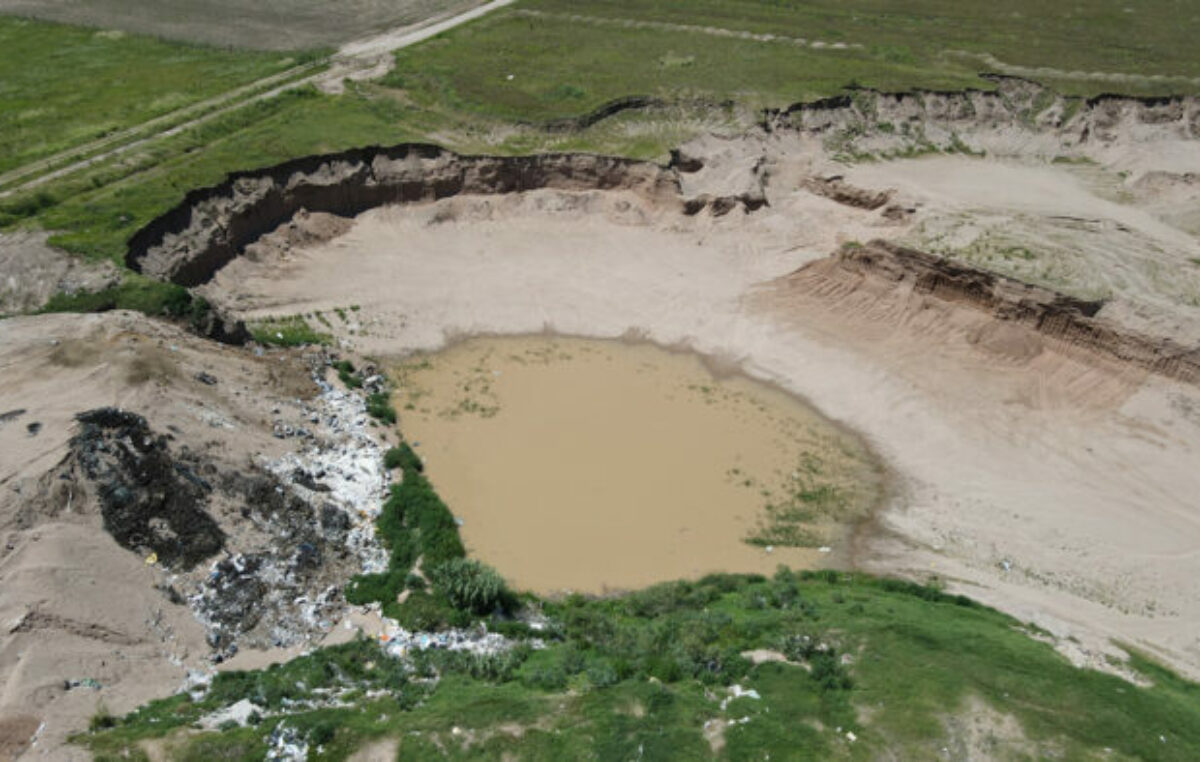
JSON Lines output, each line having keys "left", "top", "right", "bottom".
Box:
{"left": 810, "top": 241, "right": 1200, "bottom": 385}
{"left": 127, "top": 144, "right": 680, "bottom": 286}
{"left": 767, "top": 75, "right": 1200, "bottom": 147}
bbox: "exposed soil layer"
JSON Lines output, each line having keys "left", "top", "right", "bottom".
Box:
{"left": 0, "top": 312, "right": 394, "bottom": 753}
{"left": 767, "top": 75, "right": 1200, "bottom": 150}
{"left": 0, "top": 231, "right": 119, "bottom": 315}
{"left": 127, "top": 145, "right": 679, "bottom": 286}
{"left": 801, "top": 241, "right": 1200, "bottom": 385}
{"left": 127, "top": 77, "right": 1200, "bottom": 291}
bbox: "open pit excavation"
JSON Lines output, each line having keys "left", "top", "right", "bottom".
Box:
{"left": 114, "top": 77, "right": 1200, "bottom": 687}
{"left": 7, "top": 70, "right": 1200, "bottom": 757}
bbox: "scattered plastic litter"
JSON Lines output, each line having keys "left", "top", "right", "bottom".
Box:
{"left": 265, "top": 723, "right": 308, "bottom": 761}
{"left": 144, "top": 552, "right": 158, "bottom": 565}
{"left": 199, "top": 698, "right": 263, "bottom": 730}
{"left": 720, "top": 684, "right": 761, "bottom": 710}
{"left": 377, "top": 624, "right": 515, "bottom": 659}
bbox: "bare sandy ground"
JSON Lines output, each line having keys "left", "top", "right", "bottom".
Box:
{"left": 0, "top": 233, "right": 117, "bottom": 316}
{"left": 0, "top": 312, "right": 322, "bottom": 758}
{"left": 204, "top": 145, "right": 1200, "bottom": 681}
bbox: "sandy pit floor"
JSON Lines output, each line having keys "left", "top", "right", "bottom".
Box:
{"left": 201, "top": 148, "right": 1200, "bottom": 680}
{"left": 389, "top": 335, "right": 880, "bottom": 593}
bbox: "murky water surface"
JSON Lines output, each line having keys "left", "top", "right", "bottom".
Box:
{"left": 391, "top": 336, "right": 879, "bottom": 593}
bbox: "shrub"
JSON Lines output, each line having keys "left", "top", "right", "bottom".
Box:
{"left": 383, "top": 443, "right": 422, "bottom": 472}
{"left": 429, "top": 558, "right": 507, "bottom": 615}
{"left": 41, "top": 277, "right": 193, "bottom": 318}
{"left": 385, "top": 591, "right": 455, "bottom": 630}
{"left": 333, "top": 360, "right": 362, "bottom": 389}
{"left": 344, "top": 570, "right": 404, "bottom": 606}
{"left": 89, "top": 704, "right": 117, "bottom": 732}
{"left": 404, "top": 573, "right": 428, "bottom": 591}
{"left": 366, "top": 392, "right": 396, "bottom": 424}
{"left": 586, "top": 660, "right": 620, "bottom": 688}
{"left": 810, "top": 651, "right": 853, "bottom": 692}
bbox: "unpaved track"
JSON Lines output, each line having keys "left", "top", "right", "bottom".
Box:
{"left": 512, "top": 9, "right": 860, "bottom": 50}
{"left": 517, "top": 10, "right": 1195, "bottom": 91}
{"left": 0, "top": 62, "right": 322, "bottom": 193}
{"left": 0, "top": 0, "right": 513, "bottom": 199}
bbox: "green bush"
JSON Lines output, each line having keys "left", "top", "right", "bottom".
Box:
{"left": 41, "top": 276, "right": 193, "bottom": 318}
{"left": 344, "top": 570, "right": 405, "bottom": 606}
{"left": 383, "top": 443, "right": 423, "bottom": 472}
{"left": 333, "top": 360, "right": 362, "bottom": 389}
{"left": 385, "top": 591, "right": 455, "bottom": 630}
{"left": 249, "top": 316, "right": 330, "bottom": 347}
{"left": 429, "top": 558, "right": 507, "bottom": 615}
{"left": 366, "top": 392, "right": 397, "bottom": 424}
{"left": 346, "top": 456, "right": 478, "bottom": 620}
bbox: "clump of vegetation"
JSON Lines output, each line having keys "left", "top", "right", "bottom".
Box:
{"left": 333, "top": 359, "right": 362, "bottom": 388}
{"left": 346, "top": 445, "right": 492, "bottom": 627}
{"left": 366, "top": 391, "right": 397, "bottom": 424}
{"left": 383, "top": 442, "right": 422, "bottom": 472}
{"left": 429, "top": 558, "right": 508, "bottom": 615}
{"left": 249, "top": 316, "right": 330, "bottom": 347}
{"left": 82, "top": 565, "right": 1200, "bottom": 761}
{"left": 40, "top": 275, "right": 192, "bottom": 318}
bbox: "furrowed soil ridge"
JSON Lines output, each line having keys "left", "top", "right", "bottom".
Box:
{"left": 796, "top": 241, "right": 1200, "bottom": 385}
{"left": 765, "top": 74, "right": 1200, "bottom": 142}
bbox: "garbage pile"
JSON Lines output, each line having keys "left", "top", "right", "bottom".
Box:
{"left": 70, "top": 407, "right": 225, "bottom": 570}
{"left": 189, "top": 369, "right": 390, "bottom": 657}
{"left": 264, "top": 372, "right": 390, "bottom": 578}
{"left": 376, "top": 621, "right": 519, "bottom": 659}
{"left": 265, "top": 723, "right": 308, "bottom": 762}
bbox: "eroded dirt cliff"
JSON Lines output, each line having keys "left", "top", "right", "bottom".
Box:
{"left": 781, "top": 240, "right": 1200, "bottom": 385}
{"left": 127, "top": 145, "right": 680, "bottom": 286}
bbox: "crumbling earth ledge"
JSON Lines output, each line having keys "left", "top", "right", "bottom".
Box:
{"left": 126, "top": 144, "right": 681, "bottom": 286}
{"left": 797, "top": 240, "right": 1200, "bottom": 385}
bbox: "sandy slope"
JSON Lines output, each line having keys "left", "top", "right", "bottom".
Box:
{"left": 0, "top": 313, "right": 320, "bottom": 758}
{"left": 203, "top": 148, "right": 1200, "bottom": 680}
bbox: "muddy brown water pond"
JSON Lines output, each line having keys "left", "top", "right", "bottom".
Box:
{"left": 389, "top": 336, "right": 882, "bottom": 594}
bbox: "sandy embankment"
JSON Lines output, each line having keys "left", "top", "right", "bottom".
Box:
{"left": 201, "top": 142, "right": 1200, "bottom": 680}
{"left": 0, "top": 312, "right": 389, "bottom": 758}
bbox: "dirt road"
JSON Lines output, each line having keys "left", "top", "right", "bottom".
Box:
{"left": 0, "top": 0, "right": 513, "bottom": 199}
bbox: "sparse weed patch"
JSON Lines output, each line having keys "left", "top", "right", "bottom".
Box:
{"left": 82, "top": 566, "right": 1200, "bottom": 760}
{"left": 248, "top": 315, "right": 330, "bottom": 346}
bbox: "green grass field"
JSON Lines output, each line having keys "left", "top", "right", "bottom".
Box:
{"left": 387, "top": 0, "right": 1200, "bottom": 127}
{"left": 0, "top": 17, "right": 307, "bottom": 175}
{"left": 5, "top": 0, "right": 1200, "bottom": 284}
{"left": 83, "top": 571, "right": 1200, "bottom": 760}
{"left": 524, "top": 0, "right": 1200, "bottom": 85}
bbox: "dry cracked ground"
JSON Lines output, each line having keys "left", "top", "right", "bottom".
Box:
{"left": 5, "top": 76, "right": 1200, "bottom": 756}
